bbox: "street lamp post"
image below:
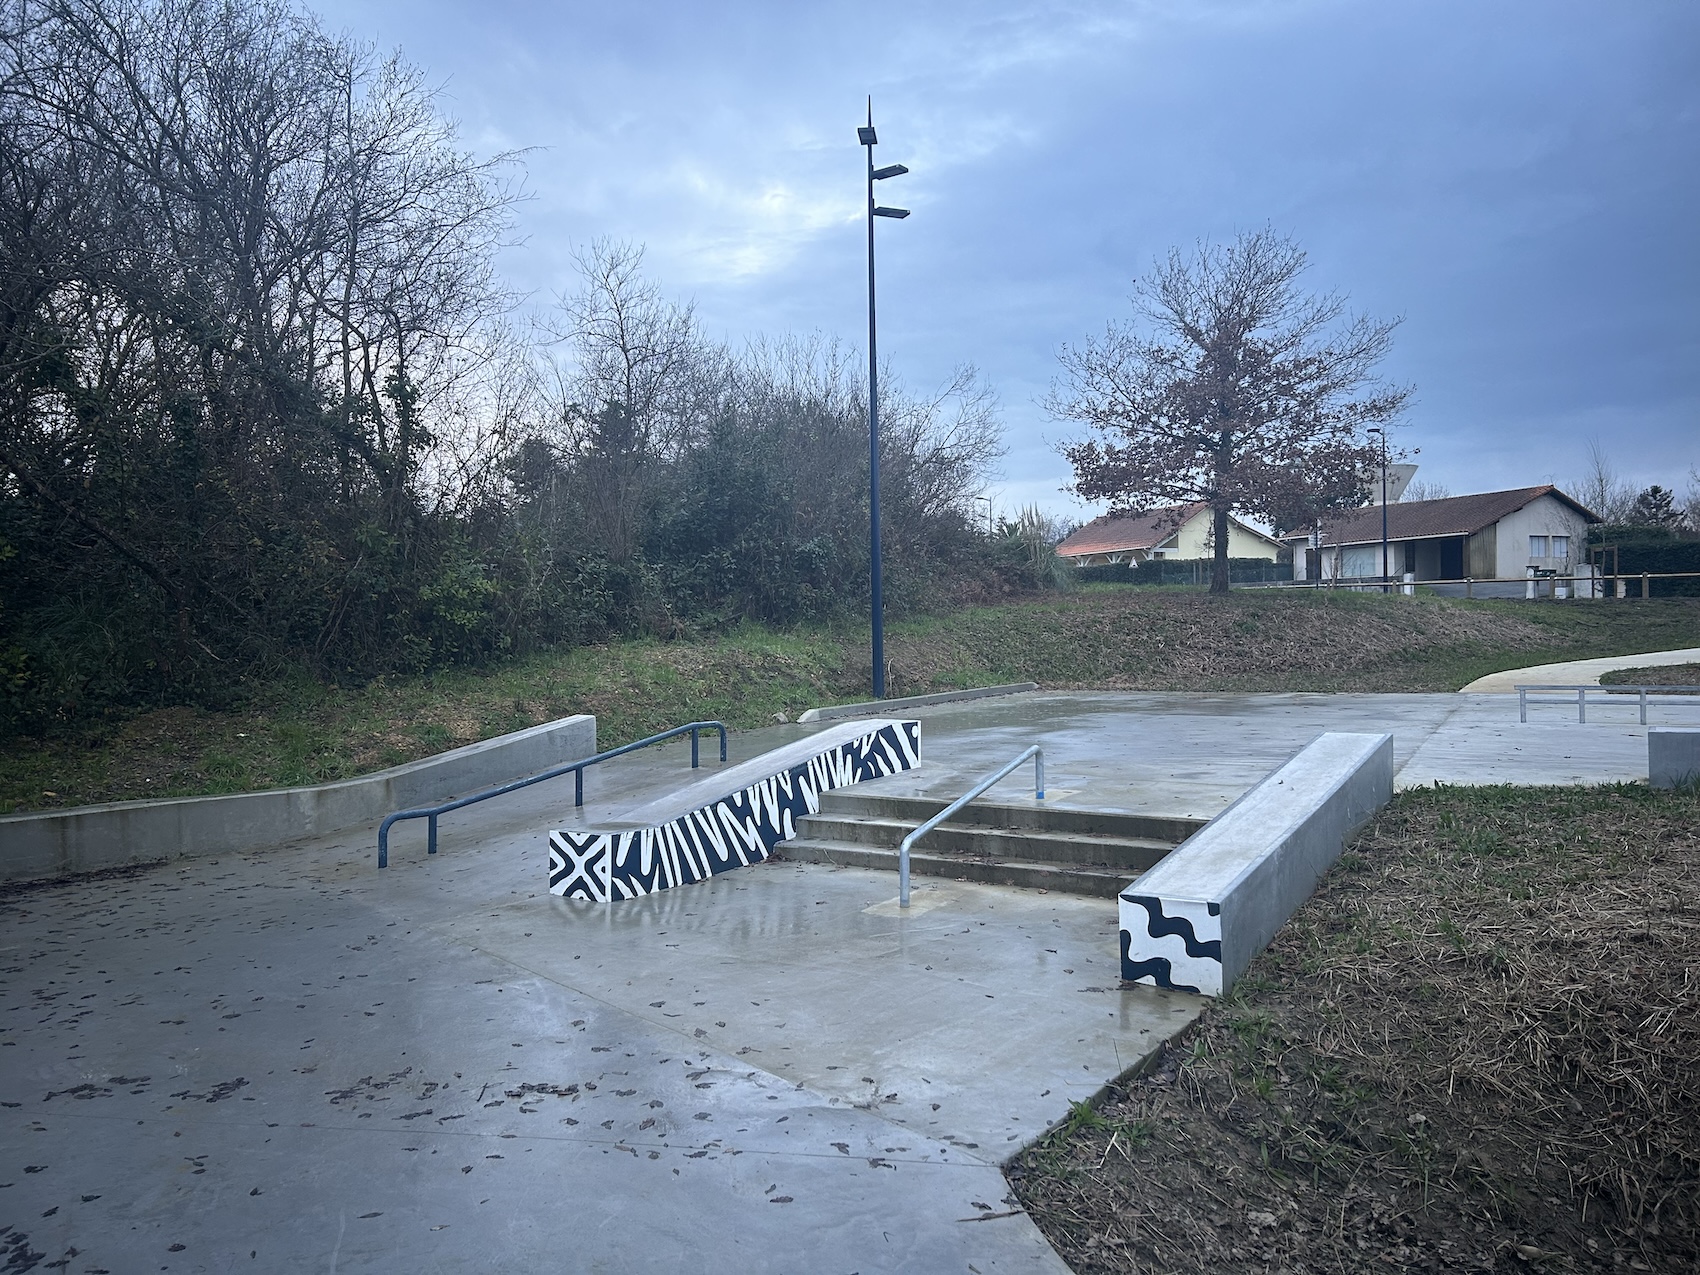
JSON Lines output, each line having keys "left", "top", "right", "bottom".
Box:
{"left": 1368, "top": 426, "right": 1389, "bottom": 594}
{"left": 858, "top": 100, "right": 909, "bottom": 699}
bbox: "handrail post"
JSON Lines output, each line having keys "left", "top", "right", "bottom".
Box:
{"left": 691, "top": 727, "right": 700, "bottom": 769}
{"left": 1518, "top": 687, "right": 1527, "bottom": 724}
{"left": 1640, "top": 688, "right": 1647, "bottom": 726}
{"left": 1577, "top": 688, "right": 1586, "bottom": 724}
{"left": 378, "top": 818, "right": 392, "bottom": 869}
{"left": 1035, "top": 750, "right": 1045, "bottom": 801}
{"left": 428, "top": 813, "right": 438, "bottom": 855}
{"left": 719, "top": 724, "right": 728, "bottom": 763}
{"left": 575, "top": 766, "right": 583, "bottom": 807}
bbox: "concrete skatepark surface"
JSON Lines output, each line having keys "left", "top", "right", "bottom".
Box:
{"left": 5, "top": 688, "right": 1699, "bottom": 1271}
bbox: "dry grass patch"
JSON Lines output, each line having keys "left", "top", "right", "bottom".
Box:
{"left": 1600, "top": 663, "right": 1700, "bottom": 691}
{"left": 1012, "top": 784, "right": 1699, "bottom": 1274}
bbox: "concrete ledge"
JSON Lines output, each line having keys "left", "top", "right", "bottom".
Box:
{"left": 1118, "top": 731, "right": 1394, "bottom": 997}
{"left": 797, "top": 683, "right": 1037, "bottom": 723}
{"left": 550, "top": 720, "right": 921, "bottom": 901}
{"left": 0, "top": 714, "right": 597, "bottom": 883}
{"left": 1650, "top": 728, "right": 1700, "bottom": 789}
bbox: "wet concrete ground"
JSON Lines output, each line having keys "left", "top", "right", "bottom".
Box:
{"left": 4, "top": 689, "right": 1696, "bottom": 1272}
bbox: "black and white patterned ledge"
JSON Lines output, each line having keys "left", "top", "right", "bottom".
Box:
{"left": 550, "top": 720, "right": 921, "bottom": 902}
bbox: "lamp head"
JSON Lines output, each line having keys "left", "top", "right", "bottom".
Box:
{"left": 872, "top": 206, "right": 910, "bottom": 219}
{"left": 872, "top": 163, "right": 909, "bottom": 180}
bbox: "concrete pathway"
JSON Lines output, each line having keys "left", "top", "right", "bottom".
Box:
{"left": 855, "top": 689, "right": 1700, "bottom": 810}
{"left": 7, "top": 689, "right": 1700, "bottom": 1272}
{"left": 1460, "top": 646, "right": 1700, "bottom": 692}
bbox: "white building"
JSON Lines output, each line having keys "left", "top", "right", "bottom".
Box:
{"left": 1285, "top": 485, "right": 1600, "bottom": 594}
{"left": 1057, "top": 503, "right": 1284, "bottom": 567}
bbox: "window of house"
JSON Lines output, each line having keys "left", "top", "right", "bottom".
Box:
{"left": 1551, "top": 535, "right": 1570, "bottom": 559}
{"left": 1529, "top": 535, "right": 1549, "bottom": 558}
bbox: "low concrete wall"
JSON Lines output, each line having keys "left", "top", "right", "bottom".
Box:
{"left": 1650, "top": 728, "right": 1700, "bottom": 789}
{"left": 798, "top": 683, "right": 1037, "bottom": 724}
{"left": 1118, "top": 731, "right": 1393, "bottom": 997}
{"left": 0, "top": 714, "right": 597, "bottom": 883}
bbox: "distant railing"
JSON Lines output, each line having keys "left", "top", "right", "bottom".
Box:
{"left": 896, "top": 746, "right": 1044, "bottom": 908}
{"left": 1516, "top": 685, "right": 1700, "bottom": 726}
{"left": 1247, "top": 571, "right": 1700, "bottom": 598}
{"left": 377, "top": 721, "right": 728, "bottom": 868}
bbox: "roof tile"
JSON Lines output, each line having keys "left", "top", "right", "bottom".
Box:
{"left": 1295, "top": 486, "right": 1600, "bottom": 546}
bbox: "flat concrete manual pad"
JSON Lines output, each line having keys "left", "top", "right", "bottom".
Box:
{"left": 0, "top": 770, "right": 1187, "bottom": 1272}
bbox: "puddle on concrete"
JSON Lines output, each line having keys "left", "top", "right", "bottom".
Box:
{"left": 863, "top": 887, "right": 962, "bottom": 917}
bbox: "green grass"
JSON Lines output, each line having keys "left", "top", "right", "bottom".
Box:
{"left": 4, "top": 589, "right": 1696, "bottom": 813}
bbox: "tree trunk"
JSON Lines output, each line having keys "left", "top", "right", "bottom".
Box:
{"left": 1210, "top": 502, "right": 1231, "bottom": 594}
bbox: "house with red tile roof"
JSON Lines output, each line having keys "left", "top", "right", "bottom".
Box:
{"left": 1056, "top": 503, "right": 1284, "bottom": 567}
{"left": 1283, "top": 485, "right": 1600, "bottom": 589}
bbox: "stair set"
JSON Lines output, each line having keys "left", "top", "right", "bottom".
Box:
{"left": 774, "top": 788, "right": 1208, "bottom": 897}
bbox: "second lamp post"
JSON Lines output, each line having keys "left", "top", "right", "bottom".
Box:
{"left": 858, "top": 101, "right": 909, "bottom": 699}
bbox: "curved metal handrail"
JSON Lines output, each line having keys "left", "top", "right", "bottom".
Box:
{"left": 377, "top": 721, "right": 728, "bottom": 868}
{"left": 897, "top": 745, "right": 1044, "bottom": 907}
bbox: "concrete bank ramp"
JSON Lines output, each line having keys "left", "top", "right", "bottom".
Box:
{"left": 549, "top": 718, "right": 920, "bottom": 901}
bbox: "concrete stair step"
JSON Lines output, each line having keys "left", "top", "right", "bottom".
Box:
{"left": 773, "top": 837, "right": 1133, "bottom": 899}
{"left": 815, "top": 790, "right": 1206, "bottom": 845}
{"left": 793, "top": 813, "right": 1171, "bottom": 872}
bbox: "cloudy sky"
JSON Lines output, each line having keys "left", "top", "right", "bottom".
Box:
{"left": 313, "top": 0, "right": 1699, "bottom": 521}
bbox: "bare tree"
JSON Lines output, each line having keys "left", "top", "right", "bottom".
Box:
{"left": 1570, "top": 438, "right": 1636, "bottom": 523}
{"left": 1051, "top": 229, "right": 1409, "bottom": 594}
{"left": 1400, "top": 480, "right": 1452, "bottom": 503}
{"left": 0, "top": 0, "right": 523, "bottom": 693}
{"left": 541, "top": 240, "right": 723, "bottom": 562}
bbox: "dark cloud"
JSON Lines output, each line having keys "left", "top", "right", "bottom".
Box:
{"left": 315, "top": 0, "right": 1700, "bottom": 510}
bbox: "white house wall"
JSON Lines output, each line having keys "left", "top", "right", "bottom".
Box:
{"left": 1167, "top": 511, "right": 1281, "bottom": 561}
{"left": 1490, "top": 495, "right": 1592, "bottom": 579}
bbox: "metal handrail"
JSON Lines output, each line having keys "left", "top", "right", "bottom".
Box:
{"left": 897, "top": 745, "right": 1044, "bottom": 908}
{"left": 1516, "top": 685, "right": 1700, "bottom": 726}
{"left": 377, "top": 721, "right": 728, "bottom": 868}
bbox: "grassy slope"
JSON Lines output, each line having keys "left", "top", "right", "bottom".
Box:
{"left": 1011, "top": 784, "right": 1699, "bottom": 1274}
{"left": 4, "top": 589, "right": 1696, "bottom": 813}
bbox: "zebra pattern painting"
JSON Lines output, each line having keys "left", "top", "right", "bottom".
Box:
{"left": 549, "top": 720, "right": 921, "bottom": 902}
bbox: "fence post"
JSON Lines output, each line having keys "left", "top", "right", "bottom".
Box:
{"left": 1577, "top": 688, "right": 1586, "bottom": 724}
{"left": 1519, "top": 687, "right": 1527, "bottom": 723}
{"left": 1642, "top": 572, "right": 1650, "bottom": 600}
{"left": 1466, "top": 577, "right": 1473, "bottom": 599}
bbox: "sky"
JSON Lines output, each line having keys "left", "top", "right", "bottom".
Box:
{"left": 310, "top": 0, "right": 1700, "bottom": 523}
